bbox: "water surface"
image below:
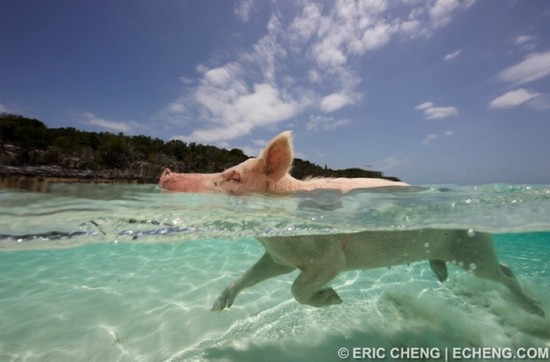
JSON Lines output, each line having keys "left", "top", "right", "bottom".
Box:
{"left": 0, "top": 184, "right": 549, "bottom": 361}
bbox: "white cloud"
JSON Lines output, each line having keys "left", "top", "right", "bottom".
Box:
{"left": 424, "top": 106, "right": 458, "bottom": 119}
{"left": 289, "top": 2, "right": 322, "bottom": 42}
{"left": 308, "top": 69, "right": 321, "bottom": 84}
{"left": 489, "top": 88, "right": 541, "bottom": 109}
{"left": 176, "top": 82, "right": 299, "bottom": 143}
{"left": 0, "top": 103, "right": 15, "bottom": 114}
{"left": 305, "top": 0, "right": 394, "bottom": 68}
{"left": 165, "top": 98, "right": 187, "bottom": 114}
{"left": 422, "top": 134, "right": 439, "bottom": 145}
{"left": 349, "top": 21, "right": 394, "bottom": 54}
{"left": 415, "top": 102, "right": 458, "bottom": 119}
{"left": 497, "top": 51, "right": 550, "bottom": 85}
{"left": 163, "top": 0, "right": 475, "bottom": 143}
{"left": 422, "top": 130, "right": 454, "bottom": 145}
{"left": 415, "top": 101, "right": 434, "bottom": 110}
{"left": 251, "top": 139, "right": 267, "bottom": 147}
{"left": 83, "top": 112, "right": 133, "bottom": 134}
{"left": 444, "top": 49, "right": 461, "bottom": 61}
{"left": 291, "top": 0, "right": 474, "bottom": 73}
{"left": 244, "top": 16, "right": 288, "bottom": 83}
{"left": 204, "top": 67, "right": 232, "bottom": 86}
{"left": 513, "top": 35, "right": 538, "bottom": 51}
{"left": 319, "top": 92, "right": 355, "bottom": 113}
{"left": 307, "top": 115, "right": 350, "bottom": 131}
{"left": 514, "top": 35, "right": 537, "bottom": 45}
{"left": 429, "top": 0, "right": 460, "bottom": 27}
{"left": 527, "top": 94, "right": 550, "bottom": 111}
{"left": 234, "top": 0, "right": 256, "bottom": 23}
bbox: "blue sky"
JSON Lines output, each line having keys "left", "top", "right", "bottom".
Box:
{"left": 1, "top": 0, "right": 549, "bottom": 185}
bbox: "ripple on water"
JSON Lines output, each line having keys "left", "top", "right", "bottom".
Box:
{"left": 1, "top": 185, "right": 550, "bottom": 360}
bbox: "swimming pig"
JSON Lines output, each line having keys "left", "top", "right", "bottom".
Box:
{"left": 158, "top": 131, "right": 409, "bottom": 194}
{"left": 158, "top": 131, "right": 544, "bottom": 317}
{"left": 212, "top": 229, "right": 545, "bottom": 316}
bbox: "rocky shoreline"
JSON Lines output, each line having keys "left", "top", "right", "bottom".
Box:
{"left": 0, "top": 165, "right": 159, "bottom": 192}
{"left": 1, "top": 115, "right": 402, "bottom": 192}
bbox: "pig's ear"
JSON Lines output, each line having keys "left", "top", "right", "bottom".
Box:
{"left": 259, "top": 131, "right": 293, "bottom": 181}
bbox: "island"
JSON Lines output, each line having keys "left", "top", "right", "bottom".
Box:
{"left": 0, "top": 113, "right": 401, "bottom": 192}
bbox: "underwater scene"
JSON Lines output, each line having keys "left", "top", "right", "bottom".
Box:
{"left": 0, "top": 183, "right": 549, "bottom": 361}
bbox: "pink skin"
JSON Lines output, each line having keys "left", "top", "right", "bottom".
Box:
{"left": 158, "top": 131, "right": 409, "bottom": 194}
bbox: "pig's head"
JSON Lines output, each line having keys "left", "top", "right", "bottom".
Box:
{"left": 159, "top": 131, "right": 294, "bottom": 194}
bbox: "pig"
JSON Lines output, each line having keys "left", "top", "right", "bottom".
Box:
{"left": 158, "top": 131, "right": 409, "bottom": 193}
{"left": 212, "top": 229, "right": 545, "bottom": 316}
{"left": 158, "top": 131, "right": 544, "bottom": 317}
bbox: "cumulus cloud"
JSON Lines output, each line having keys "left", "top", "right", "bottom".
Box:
{"left": 234, "top": 0, "right": 256, "bottom": 23}
{"left": 489, "top": 88, "right": 541, "bottom": 109}
{"left": 514, "top": 35, "right": 537, "bottom": 45}
{"left": 425, "top": 106, "right": 458, "bottom": 119}
{"left": 422, "top": 134, "right": 439, "bottom": 145}
{"left": 422, "top": 130, "right": 454, "bottom": 145}
{"left": 83, "top": 112, "right": 133, "bottom": 134}
{"left": 513, "top": 34, "right": 538, "bottom": 51}
{"left": 204, "top": 67, "right": 232, "bottom": 86}
{"left": 165, "top": 98, "right": 187, "bottom": 115}
{"left": 306, "top": 115, "right": 350, "bottom": 132}
{"left": 163, "top": 0, "right": 475, "bottom": 143}
{"left": 429, "top": 0, "right": 472, "bottom": 28}
{"left": 415, "top": 101, "right": 434, "bottom": 110}
{"left": 527, "top": 94, "right": 550, "bottom": 111}
{"left": 175, "top": 82, "right": 299, "bottom": 143}
{"left": 497, "top": 51, "right": 550, "bottom": 85}
{"left": 319, "top": 92, "right": 356, "bottom": 113}
{"left": 415, "top": 102, "right": 458, "bottom": 119}
{"left": 297, "top": 0, "right": 473, "bottom": 69}
{"left": 444, "top": 49, "right": 461, "bottom": 61}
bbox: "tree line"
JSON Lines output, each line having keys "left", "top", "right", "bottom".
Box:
{"left": 0, "top": 113, "right": 399, "bottom": 182}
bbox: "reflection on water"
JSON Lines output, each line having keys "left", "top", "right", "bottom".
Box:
{"left": 1, "top": 183, "right": 550, "bottom": 250}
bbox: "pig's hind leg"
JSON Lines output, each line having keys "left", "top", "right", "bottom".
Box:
{"left": 450, "top": 231, "right": 545, "bottom": 317}
{"left": 290, "top": 246, "right": 347, "bottom": 307}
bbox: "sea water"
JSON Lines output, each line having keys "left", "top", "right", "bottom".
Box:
{"left": 0, "top": 184, "right": 549, "bottom": 361}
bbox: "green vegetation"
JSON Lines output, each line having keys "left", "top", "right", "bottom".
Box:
{"left": 0, "top": 113, "right": 399, "bottom": 182}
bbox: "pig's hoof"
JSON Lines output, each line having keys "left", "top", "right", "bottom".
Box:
{"left": 211, "top": 298, "right": 228, "bottom": 311}
{"left": 211, "top": 288, "right": 235, "bottom": 311}
{"left": 313, "top": 287, "right": 343, "bottom": 307}
{"left": 521, "top": 297, "right": 545, "bottom": 317}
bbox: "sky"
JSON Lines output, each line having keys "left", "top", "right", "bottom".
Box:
{"left": 1, "top": 0, "right": 549, "bottom": 185}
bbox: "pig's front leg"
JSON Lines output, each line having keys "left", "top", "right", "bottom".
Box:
{"left": 211, "top": 252, "right": 294, "bottom": 311}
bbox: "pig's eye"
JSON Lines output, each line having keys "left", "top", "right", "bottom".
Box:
{"left": 224, "top": 170, "right": 241, "bottom": 182}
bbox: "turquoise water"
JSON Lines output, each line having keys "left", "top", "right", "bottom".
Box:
{"left": 0, "top": 184, "right": 549, "bottom": 361}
